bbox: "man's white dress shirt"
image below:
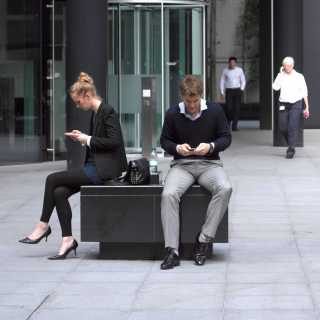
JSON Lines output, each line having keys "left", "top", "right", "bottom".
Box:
{"left": 220, "top": 66, "right": 246, "bottom": 95}
{"left": 272, "top": 69, "right": 308, "bottom": 103}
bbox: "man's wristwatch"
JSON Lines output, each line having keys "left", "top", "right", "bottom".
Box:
{"left": 208, "top": 143, "right": 214, "bottom": 154}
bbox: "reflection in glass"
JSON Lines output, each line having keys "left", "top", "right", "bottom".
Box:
{"left": 0, "top": 0, "right": 40, "bottom": 163}
{"left": 107, "top": 3, "right": 205, "bottom": 152}
{"left": 211, "top": 0, "right": 260, "bottom": 124}
{"left": 164, "top": 7, "right": 203, "bottom": 109}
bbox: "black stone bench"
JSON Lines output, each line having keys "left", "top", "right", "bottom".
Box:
{"left": 80, "top": 184, "right": 228, "bottom": 259}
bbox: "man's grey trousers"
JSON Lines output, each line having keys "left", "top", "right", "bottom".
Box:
{"left": 161, "top": 159, "right": 232, "bottom": 251}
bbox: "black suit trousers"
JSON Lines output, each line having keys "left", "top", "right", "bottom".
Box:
{"left": 40, "top": 169, "right": 93, "bottom": 237}
{"left": 225, "top": 88, "right": 242, "bottom": 129}
{"left": 278, "top": 100, "right": 303, "bottom": 148}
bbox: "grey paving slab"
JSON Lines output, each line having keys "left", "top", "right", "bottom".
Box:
{"left": 74, "top": 260, "right": 155, "bottom": 272}
{"left": 6, "top": 282, "right": 60, "bottom": 296}
{"left": 306, "top": 263, "right": 320, "bottom": 275}
{"left": 0, "top": 293, "right": 48, "bottom": 308}
{"left": 228, "top": 262, "right": 303, "bottom": 274}
{"left": 145, "top": 268, "right": 227, "bottom": 284}
{"left": 227, "top": 272, "right": 306, "bottom": 284}
{"left": 0, "top": 306, "right": 33, "bottom": 320}
{"left": 128, "top": 310, "right": 223, "bottom": 320}
{"left": 231, "top": 215, "right": 290, "bottom": 223}
{"left": 223, "top": 310, "right": 319, "bottom": 320}
{"left": 305, "top": 273, "right": 320, "bottom": 283}
{"left": 30, "top": 309, "right": 130, "bottom": 320}
{"left": 226, "top": 283, "right": 310, "bottom": 296}
{"left": 132, "top": 283, "right": 224, "bottom": 310}
{"left": 230, "top": 232, "right": 295, "bottom": 241}
{"left": 64, "top": 271, "right": 148, "bottom": 283}
{"left": 230, "top": 204, "right": 289, "bottom": 212}
{"left": 0, "top": 271, "right": 67, "bottom": 282}
{"left": 0, "top": 282, "right": 23, "bottom": 295}
{"left": 228, "top": 252, "right": 301, "bottom": 264}
{"left": 224, "top": 295, "right": 314, "bottom": 310}
{"left": 54, "top": 282, "right": 141, "bottom": 296}
{"left": 230, "top": 224, "right": 292, "bottom": 232}
{"left": 43, "top": 293, "right": 135, "bottom": 310}
{"left": 310, "top": 293, "right": 320, "bottom": 309}
{"left": 294, "top": 233, "right": 320, "bottom": 241}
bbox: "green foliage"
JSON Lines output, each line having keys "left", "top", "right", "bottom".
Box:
{"left": 240, "top": 0, "right": 259, "bottom": 40}
{"left": 239, "top": 0, "right": 260, "bottom": 83}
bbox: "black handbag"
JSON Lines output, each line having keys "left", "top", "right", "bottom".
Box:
{"left": 125, "top": 158, "right": 150, "bottom": 185}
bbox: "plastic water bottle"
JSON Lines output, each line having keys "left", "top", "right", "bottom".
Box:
{"left": 149, "top": 148, "right": 158, "bottom": 174}
{"left": 149, "top": 148, "right": 159, "bottom": 184}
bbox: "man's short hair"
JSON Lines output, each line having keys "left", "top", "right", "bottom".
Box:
{"left": 180, "top": 75, "right": 203, "bottom": 97}
{"left": 282, "top": 56, "right": 294, "bottom": 66}
{"left": 228, "top": 56, "right": 237, "bottom": 63}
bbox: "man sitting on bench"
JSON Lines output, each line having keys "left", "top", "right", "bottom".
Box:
{"left": 160, "top": 75, "right": 232, "bottom": 270}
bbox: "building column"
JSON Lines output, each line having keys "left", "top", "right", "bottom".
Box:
{"left": 273, "top": 0, "right": 303, "bottom": 146}
{"left": 302, "top": 1, "right": 320, "bottom": 129}
{"left": 66, "top": 0, "right": 108, "bottom": 168}
{"left": 259, "top": 0, "right": 272, "bottom": 130}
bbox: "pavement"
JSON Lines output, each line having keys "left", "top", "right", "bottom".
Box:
{"left": 1, "top": 129, "right": 320, "bottom": 320}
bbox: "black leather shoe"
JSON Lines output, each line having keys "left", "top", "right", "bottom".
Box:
{"left": 193, "top": 234, "right": 212, "bottom": 266}
{"left": 160, "top": 247, "right": 180, "bottom": 270}
{"left": 19, "top": 226, "right": 52, "bottom": 244}
{"left": 48, "top": 239, "right": 78, "bottom": 260}
{"left": 286, "top": 147, "right": 295, "bottom": 159}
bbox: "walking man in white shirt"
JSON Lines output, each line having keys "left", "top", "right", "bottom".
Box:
{"left": 273, "top": 56, "right": 310, "bottom": 159}
{"left": 220, "top": 56, "right": 246, "bottom": 131}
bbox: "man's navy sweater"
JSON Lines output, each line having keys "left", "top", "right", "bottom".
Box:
{"left": 160, "top": 102, "right": 231, "bottom": 160}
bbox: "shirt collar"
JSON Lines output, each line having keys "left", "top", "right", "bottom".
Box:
{"left": 179, "top": 98, "right": 207, "bottom": 115}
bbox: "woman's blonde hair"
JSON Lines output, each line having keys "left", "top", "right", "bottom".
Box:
{"left": 179, "top": 75, "right": 203, "bottom": 98}
{"left": 69, "top": 72, "right": 98, "bottom": 98}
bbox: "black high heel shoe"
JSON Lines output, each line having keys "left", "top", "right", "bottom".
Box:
{"left": 48, "top": 239, "right": 78, "bottom": 260}
{"left": 19, "top": 226, "right": 52, "bottom": 244}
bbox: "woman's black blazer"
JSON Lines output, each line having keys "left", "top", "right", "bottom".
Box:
{"left": 89, "top": 103, "right": 127, "bottom": 181}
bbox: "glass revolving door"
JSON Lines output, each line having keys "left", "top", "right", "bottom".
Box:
{"left": 108, "top": 0, "right": 207, "bottom": 152}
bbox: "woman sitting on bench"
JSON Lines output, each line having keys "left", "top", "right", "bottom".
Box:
{"left": 19, "top": 72, "right": 127, "bottom": 260}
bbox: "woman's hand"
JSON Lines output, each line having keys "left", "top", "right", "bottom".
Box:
{"left": 65, "top": 130, "right": 79, "bottom": 141}
{"left": 65, "top": 130, "right": 81, "bottom": 138}
{"left": 65, "top": 130, "right": 89, "bottom": 145}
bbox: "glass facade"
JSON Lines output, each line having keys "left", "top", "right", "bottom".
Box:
{"left": 0, "top": 0, "right": 206, "bottom": 162}
{"left": 0, "top": 0, "right": 264, "bottom": 164}
{"left": 107, "top": 1, "right": 206, "bottom": 152}
{"left": 0, "top": 0, "right": 41, "bottom": 163}
{"left": 0, "top": 0, "right": 66, "bottom": 164}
